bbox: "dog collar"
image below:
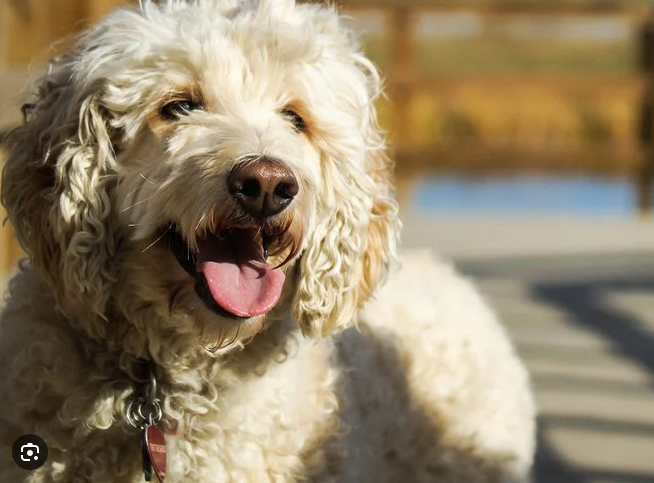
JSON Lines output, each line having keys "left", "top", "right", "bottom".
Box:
{"left": 125, "top": 364, "right": 167, "bottom": 482}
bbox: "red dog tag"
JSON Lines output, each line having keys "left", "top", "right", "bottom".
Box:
{"left": 145, "top": 425, "right": 167, "bottom": 482}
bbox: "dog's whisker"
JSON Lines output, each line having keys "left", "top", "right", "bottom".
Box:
{"left": 124, "top": 184, "right": 151, "bottom": 211}
{"left": 141, "top": 226, "right": 171, "bottom": 254}
{"left": 139, "top": 172, "right": 157, "bottom": 185}
{"left": 122, "top": 192, "right": 160, "bottom": 212}
{"left": 128, "top": 218, "right": 163, "bottom": 228}
{"left": 125, "top": 186, "right": 141, "bottom": 200}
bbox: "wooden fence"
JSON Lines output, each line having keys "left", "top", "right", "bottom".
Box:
{"left": 345, "top": 1, "right": 654, "bottom": 213}
{"left": 343, "top": 1, "right": 647, "bottom": 161}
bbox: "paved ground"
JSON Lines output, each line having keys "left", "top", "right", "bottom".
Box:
{"left": 462, "top": 253, "right": 654, "bottom": 483}
{"left": 402, "top": 212, "right": 654, "bottom": 483}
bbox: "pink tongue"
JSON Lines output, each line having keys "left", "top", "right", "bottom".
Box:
{"left": 196, "top": 231, "right": 285, "bottom": 317}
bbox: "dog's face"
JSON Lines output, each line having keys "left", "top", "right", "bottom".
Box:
{"left": 2, "top": 0, "right": 398, "bottom": 352}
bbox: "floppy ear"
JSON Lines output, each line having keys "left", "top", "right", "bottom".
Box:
{"left": 293, "top": 55, "right": 400, "bottom": 338}
{"left": 1, "top": 57, "right": 118, "bottom": 337}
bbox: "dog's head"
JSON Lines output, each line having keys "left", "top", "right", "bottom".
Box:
{"left": 2, "top": 0, "right": 398, "bottom": 351}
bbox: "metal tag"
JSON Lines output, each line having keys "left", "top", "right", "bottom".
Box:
{"left": 127, "top": 369, "right": 166, "bottom": 482}
{"left": 144, "top": 424, "right": 167, "bottom": 482}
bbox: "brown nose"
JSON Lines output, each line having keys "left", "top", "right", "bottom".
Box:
{"left": 227, "top": 158, "right": 299, "bottom": 218}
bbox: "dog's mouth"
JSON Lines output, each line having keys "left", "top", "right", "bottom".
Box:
{"left": 168, "top": 224, "right": 295, "bottom": 319}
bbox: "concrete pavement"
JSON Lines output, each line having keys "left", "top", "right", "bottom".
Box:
{"left": 401, "top": 211, "right": 654, "bottom": 483}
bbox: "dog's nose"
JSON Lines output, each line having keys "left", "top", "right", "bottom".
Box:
{"left": 227, "top": 158, "right": 298, "bottom": 218}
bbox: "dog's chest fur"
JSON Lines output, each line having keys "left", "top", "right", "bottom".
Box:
{"left": 0, "top": 270, "right": 344, "bottom": 482}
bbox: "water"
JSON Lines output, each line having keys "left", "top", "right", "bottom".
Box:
{"left": 413, "top": 176, "right": 635, "bottom": 216}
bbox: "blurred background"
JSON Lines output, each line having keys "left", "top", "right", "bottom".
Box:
{"left": 1, "top": 0, "right": 654, "bottom": 481}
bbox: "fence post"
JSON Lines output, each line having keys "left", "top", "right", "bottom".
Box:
{"left": 638, "top": 10, "right": 654, "bottom": 215}
{"left": 389, "top": 6, "right": 414, "bottom": 162}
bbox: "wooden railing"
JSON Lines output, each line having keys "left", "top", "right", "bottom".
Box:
{"left": 340, "top": 1, "right": 648, "bottom": 159}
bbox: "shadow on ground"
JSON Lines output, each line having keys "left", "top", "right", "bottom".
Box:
{"left": 460, "top": 255, "right": 654, "bottom": 483}
{"left": 532, "top": 277, "right": 654, "bottom": 483}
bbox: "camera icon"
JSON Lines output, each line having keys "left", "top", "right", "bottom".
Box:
{"left": 21, "top": 442, "right": 40, "bottom": 461}
{"left": 12, "top": 434, "right": 48, "bottom": 470}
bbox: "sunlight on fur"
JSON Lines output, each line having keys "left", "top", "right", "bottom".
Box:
{"left": 0, "top": 1, "right": 535, "bottom": 481}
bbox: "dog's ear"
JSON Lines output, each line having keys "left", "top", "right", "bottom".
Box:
{"left": 2, "top": 58, "right": 118, "bottom": 336}
{"left": 293, "top": 53, "right": 400, "bottom": 338}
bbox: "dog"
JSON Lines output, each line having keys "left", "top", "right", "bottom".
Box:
{"left": 0, "top": 1, "right": 536, "bottom": 481}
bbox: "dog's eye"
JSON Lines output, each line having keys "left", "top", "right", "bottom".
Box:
{"left": 160, "top": 100, "right": 202, "bottom": 121}
{"left": 281, "top": 108, "right": 306, "bottom": 133}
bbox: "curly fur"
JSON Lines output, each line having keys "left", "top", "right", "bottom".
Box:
{"left": 0, "top": 1, "right": 535, "bottom": 481}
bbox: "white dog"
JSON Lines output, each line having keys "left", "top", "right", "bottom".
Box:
{"left": 0, "top": 1, "right": 535, "bottom": 481}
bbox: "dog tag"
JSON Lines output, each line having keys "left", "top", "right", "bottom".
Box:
{"left": 143, "top": 424, "right": 167, "bottom": 482}
{"left": 141, "top": 426, "right": 153, "bottom": 481}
